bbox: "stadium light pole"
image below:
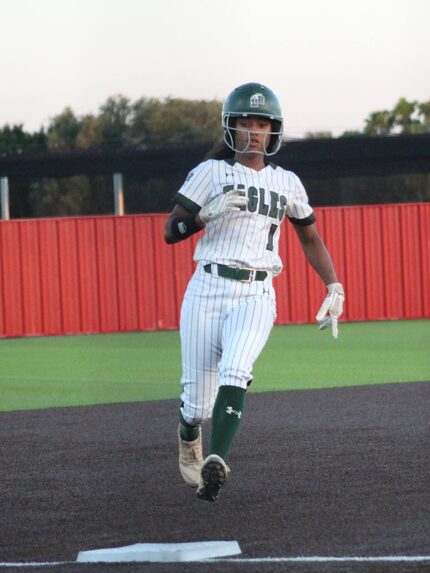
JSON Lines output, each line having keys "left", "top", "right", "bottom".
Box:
{"left": 0, "top": 177, "right": 10, "bottom": 220}
{"left": 113, "top": 173, "right": 125, "bottom": 216}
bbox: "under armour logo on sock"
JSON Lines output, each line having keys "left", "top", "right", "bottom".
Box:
{"left": 226, "top": 406, "right": 242, "bottom": 419}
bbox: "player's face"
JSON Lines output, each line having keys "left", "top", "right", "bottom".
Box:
{"left": 234, "top": 116, "right": 272, "bottom": 155}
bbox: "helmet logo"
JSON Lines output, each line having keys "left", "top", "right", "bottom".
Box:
{"left": 250, "top": 93, "right": 265, "bottom": 107}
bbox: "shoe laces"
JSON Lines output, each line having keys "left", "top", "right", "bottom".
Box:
{"left": 181, "top": 440, "right": 202, "bottom": 464}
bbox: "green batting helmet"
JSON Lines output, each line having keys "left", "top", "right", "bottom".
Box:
{"left": 222, "top": 82, "right": 283, "bottom": 155}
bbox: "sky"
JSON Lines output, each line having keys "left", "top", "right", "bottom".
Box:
{"left": 1, "top": 0, "right": 429, "bottom": 138}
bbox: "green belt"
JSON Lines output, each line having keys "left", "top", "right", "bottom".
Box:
{"left": 204, "top": 263, "right": 267, "bottom": 282}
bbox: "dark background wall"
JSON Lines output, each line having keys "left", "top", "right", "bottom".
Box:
{"left": 0, "top": 133, "right": 429, "bottom": 218}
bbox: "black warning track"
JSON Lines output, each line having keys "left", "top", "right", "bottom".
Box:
{"left": 0, "top": 381, "right": 429, "bottom": 573}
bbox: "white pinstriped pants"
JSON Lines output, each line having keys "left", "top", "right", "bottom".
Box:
{"left": 179, "top": 262, "right": 276, "bottom": 426}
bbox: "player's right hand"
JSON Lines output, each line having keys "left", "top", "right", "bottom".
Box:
{"left": 199, "top": 190, "right": 247, "bottom": 224}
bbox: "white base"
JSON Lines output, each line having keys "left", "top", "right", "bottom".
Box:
{"left": 76, "top": 540, "right": 241, "bottom": 563}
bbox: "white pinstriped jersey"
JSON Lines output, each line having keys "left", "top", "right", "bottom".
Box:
{"left": 174, "top": 159, "right": 315, "bottom": 277}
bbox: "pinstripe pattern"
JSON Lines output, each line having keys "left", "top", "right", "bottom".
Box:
{"left": 176, "top": 159, "right": 314, "bottom": 277}
{"left": 177, "top": 159, "right": 313, "bottom": 426}
{"left": 180, "top": 264, "right": 276, "bottom": 425}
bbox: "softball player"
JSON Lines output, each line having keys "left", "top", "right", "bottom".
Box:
{"left": 164, "top": 82, "right": 344, "bottom": 502}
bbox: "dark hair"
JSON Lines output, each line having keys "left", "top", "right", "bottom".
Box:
{"left": 203, "top": 138, "right": 235, "bottom": 160}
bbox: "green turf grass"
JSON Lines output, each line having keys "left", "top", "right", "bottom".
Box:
{"left": 0, "top": 320, "right": 428, "bottom": 412}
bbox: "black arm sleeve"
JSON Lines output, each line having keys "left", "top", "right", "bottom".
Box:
{"left": 288, "top": 213, "right": 317, "bottom": 226}
{"left": 173, "top": 193, "right": 201, "bottom": 214}
{"left": 170, "top": 215, "right": 202, "bottom": 240}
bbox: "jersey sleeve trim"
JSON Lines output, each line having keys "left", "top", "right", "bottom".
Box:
{"left": 174, "top": 193, "right": 201, "bottom": 214}
{"left": 288, "top": 213, "right": 316, "bottom": 226}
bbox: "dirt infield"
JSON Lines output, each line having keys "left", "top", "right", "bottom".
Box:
{"left": 0, "top": 381, "right": 429, "bottom": 573}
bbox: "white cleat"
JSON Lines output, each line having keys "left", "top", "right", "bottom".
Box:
{"left": 178, "top": 425, "right": 203, "bottom": 487}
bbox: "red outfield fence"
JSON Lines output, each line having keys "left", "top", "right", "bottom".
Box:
{"left": 0, "top": 203, "right": 429, "bottom": 338}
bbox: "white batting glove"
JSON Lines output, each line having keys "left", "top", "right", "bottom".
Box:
{"left": 316, "top": 282, "right": 345, "bottom": 339}
{"left": 199, "top": 190, "right": 247, "bottom": 224}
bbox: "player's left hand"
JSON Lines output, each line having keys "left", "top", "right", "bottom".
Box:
{"left": 316, "top": 282, "right": 345, "bottom": 339}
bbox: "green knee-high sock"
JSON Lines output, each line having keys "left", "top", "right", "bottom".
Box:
{"left": 210, "top": 386, "right": 246, "bottom": 460}
{"left": 178, "top": 408, "right": 200, "bottom": 441}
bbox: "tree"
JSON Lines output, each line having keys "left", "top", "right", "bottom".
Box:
{"left": 47, "top": 107, "right": 81, "bottom": 151}
{"left": 304, "top": 131, "right": 333, "bottom": 139}
{"left": 98, "top": 95, "right": 132, "bottom": 147}
{"left": 0, "top": 125, "right": 48, "bottom": 217}
{"left": 2, "top": 93, "right": 429, "bottom": 218}
{"left": 130, "top": 97, "right": 222, "bottom": 148}
{"left": 392, "top": 98, "right": 420, "bottom": 134}
{"left": 364, "top": 110, "right": 394, "bottom": 135}
{"left": 28, "top": 176, "right": 92, "bottom": 217}
{"left": 75, "top": 115, "right": 103, "bottom": 149}
{"left": 362, "top": 98, "right": 430, "bottom": 136}
{"left": 340, "top": 130, "right": 365, "bottom": 137}
{"left": 43, "top": 109, "right": 100, "bottom": 214}
{"left": 417, "top": 101, "right": 430, "bottom": 131}
{"left": 0, "top": 124, "right": 47, "bottom": 155}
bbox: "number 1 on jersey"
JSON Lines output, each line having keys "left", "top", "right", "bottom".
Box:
{"left": 266, "top": 223, "right": 278, "bottom": 251}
